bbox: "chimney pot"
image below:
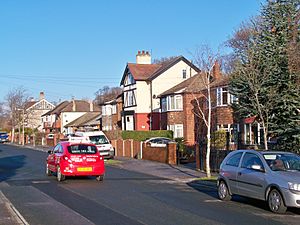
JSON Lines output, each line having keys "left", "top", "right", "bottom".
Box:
{"left": 39, "top": 91, "right": 45, "bottom": 100}
{"left": 136, "top": 50, "right": 151, "bottom": 64}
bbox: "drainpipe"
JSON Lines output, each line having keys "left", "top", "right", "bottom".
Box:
{"left": 150, "top": 80, "right": 153, "bottom": 130}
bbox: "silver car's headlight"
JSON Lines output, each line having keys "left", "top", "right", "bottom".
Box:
{"left": 288, "top": 182, "right": 300, "bottom": 192}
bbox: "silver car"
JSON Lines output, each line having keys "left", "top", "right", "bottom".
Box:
{"left": 217, "top": 150, "right": 300, "bottom": 213}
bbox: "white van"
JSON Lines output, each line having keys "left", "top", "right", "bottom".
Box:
{"left": 74, "top": 131, "right": 114, "bottom": 159}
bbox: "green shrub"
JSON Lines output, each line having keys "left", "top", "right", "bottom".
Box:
{"left": 121, "top": 130, "right": 173, "bottom": 141}
{"left": 211, "top": 130, "right": 227, "bottom": 150}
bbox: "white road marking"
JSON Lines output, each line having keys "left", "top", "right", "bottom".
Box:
{"left": 32, "top": 180, "right": 50, "bottom": 184}
{"left": 204, "top": 199, "right": 223, "bottom": 203}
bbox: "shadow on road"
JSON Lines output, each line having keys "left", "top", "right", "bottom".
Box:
{"left": 0, "top": 155, "right": 26, "bottom": 182}
{"left": 187, "top": 180, "right": 300, "bottom": 214}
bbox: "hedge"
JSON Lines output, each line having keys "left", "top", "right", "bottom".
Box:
{"left": 121, "top": 130, "right": 173, "bottom": 141}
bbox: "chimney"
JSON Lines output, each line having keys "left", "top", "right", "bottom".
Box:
{"left": 212, "top": 61, "right": 222, "bottom": 80}
{"left": 89, "top": 100, "right": 94, "bottom": 112}
{"left": 72, "top": 99, "right": 76, "bottom": 112}
{"left": 136, "top": 50, "right": 151, "bottom": 64}
{"left": 39, "top": 91, "right": 45, "bottom": 100}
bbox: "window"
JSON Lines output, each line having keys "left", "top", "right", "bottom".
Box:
{"left": 217, "top": 87, "right": 237, "bottom": 106}
{"left": 226, "top": 152, "right": 243, "bottom": 167}
{"left": 217, "top": 124, "right": 239, "bottom": 143}
{"left": 241, "top": 153, "right": 264, "bottom": 170}
{"left": 161, "top": 97, "right": 167, "bottom": 112}
{"left": 167, "top": 95, "right": 182, "bottom": 111}
{"left": 124, "top": 90, "right": 136, "bottom": 107}
{"left": 244, "top": 123, "right": 264, "bottom": 145}
{"left": 112, "top": 104, "right": 117, "bottom": 114}
{"left": 124, "top": 73, "right": 135, "bottom": 86}
{"left": 182, "top": 69, "right": 187, "bottom": 79}
{"left": 89, "top": 135, "right": 109, "bottom": 145}
{"left": 67, "top": 144, "right": 98, "bottom": 154}
{"left": 168, "top": 124, "right": 183, "bottom": 138}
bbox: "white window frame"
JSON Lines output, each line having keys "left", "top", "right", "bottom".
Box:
{"left": 167, "top": 95, "right": 182, "bottom": 111}
{"left": 217, "top": 87, "right": 237, "bottom": 106}
{"left": 168, "top": 124, "right": 183, "bottom": 138}
{"left": 161, "top": 97, "right": 167, "bottom": 112}
{"left": 182, "top": 69, "right": 187, "bottom": 79}
{"left": 124, "top": 90, "right": 136, "bottom": 107}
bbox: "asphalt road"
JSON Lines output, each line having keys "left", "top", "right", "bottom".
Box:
{"left": 0, "top": 144, "right": 299, "bottom": 225}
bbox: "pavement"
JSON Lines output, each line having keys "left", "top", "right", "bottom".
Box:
{"left": 1, "top": 143, "right": 216, "bottom": 224}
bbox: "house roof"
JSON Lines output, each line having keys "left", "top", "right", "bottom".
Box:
{"left": 158, "top": 73, "right": 229, "bottom": 97}
{"left": 42, "top": 101, "right": 69, "bottom": 116}
{"left": 25, "top": 101, "right": 36, "bottom": 110}
{"left": 61, "top": 100, "right": 100, "bottom": 112}
{"left": 120, "top": 56, "right": 200, "bottom": 85}
{"left": 65, "top": 112, "right": 100, "bottom": 127}
{"left": 158, "top": 73, "right": 206, "bottom": 97}
{"left": 42, "top": 100, "right": 100, "bottom": 116}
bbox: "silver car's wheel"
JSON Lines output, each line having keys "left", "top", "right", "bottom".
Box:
{"left": 46, "top": 164, "right": 51, "bottom": 176}
{"left": 268, "top": 189, "right": 287, "bottom": 213}
{"left": 218, "top": 181, "right": 231, "bottom": 201}
{"left": 57, "top": 166, "right": 65, "bottom": 182}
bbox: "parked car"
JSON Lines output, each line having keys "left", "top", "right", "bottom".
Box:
{"left": 74, "top": 131, "right": 114, "bottom": 159}
{"left": 218, "top": 150, "right": 300, "bottom": 213}
{"left": 144, "top": 137, "right": 175, "bottom": 147}
{"left": 46, "top": 141, "right": 105, "bottom": 182}
{"left": 0, "top": 132, "right": 9, "bottom": 143}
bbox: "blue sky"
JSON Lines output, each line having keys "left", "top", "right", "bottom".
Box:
{"left": 0, "top": 0, "right": 263, "bottom": 103}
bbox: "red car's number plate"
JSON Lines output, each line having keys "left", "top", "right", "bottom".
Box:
{"left": 77, "top": 167, "right": 92, "bottom": 172}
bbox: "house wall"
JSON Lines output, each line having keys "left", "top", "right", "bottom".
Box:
{"left": 61, "top": 112, "right": 86, "bottom": 134}
{"left": 183, "top": 93, "right": 202, "bottom": 145}
{"left": 135, "top": 81, "right": 151, "bottom": 113}
{"left": 151, "top": 60, "right": 198, "bottom": 112}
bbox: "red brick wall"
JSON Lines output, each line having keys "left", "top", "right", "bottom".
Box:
{"left": 167, "top": 111, "right": 184, "bottom": 124}
{"left": 142, "top": 143, "right": 168, "bottom": 163}
{"left": 183, "top": 93, "right": 202, "bottom": 145}
{"left": 111, "top": 139, "right": 177, "bottom": 164}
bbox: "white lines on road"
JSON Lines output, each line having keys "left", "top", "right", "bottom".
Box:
{"left": 32, "top": 181, "right": 50, "bottom": 184}
{"left": 204, "top": 199, "right": 223, "bottom": 203}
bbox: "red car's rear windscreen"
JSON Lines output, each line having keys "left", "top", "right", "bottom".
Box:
{"left": 67, "top": 144, "right": 98, "bottom": 154}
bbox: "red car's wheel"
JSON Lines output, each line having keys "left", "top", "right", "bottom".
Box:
{"left": 57, "top": 166, "right": 65, "bottom": 182}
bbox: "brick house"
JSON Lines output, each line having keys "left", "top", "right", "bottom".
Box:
{"left": 120, "top": 50, "right": 200, "bottom": 131}
{"left": 158, "top": 62, "right": 238, "bottom": 148}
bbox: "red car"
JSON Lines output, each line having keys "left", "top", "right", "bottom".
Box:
{"left": 46, "top": 141, "right": 105, "bottom": 182}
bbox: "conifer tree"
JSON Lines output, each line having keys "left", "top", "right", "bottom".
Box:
{"left": 229, "top": 0, "right": 300, "bottom": 152}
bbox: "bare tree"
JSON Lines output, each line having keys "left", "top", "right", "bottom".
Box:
{"left": 191, "top": 45, "right": 220, "bottom": 178}
{"left": 5, "top": 87, "right": 29, "bottom": 143}
{"left": 95, "top": 86, "right": 122, "bottom": 106}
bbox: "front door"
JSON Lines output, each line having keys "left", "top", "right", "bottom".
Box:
{"left": 125, "top": 115, "right": 134, "bottom": 130}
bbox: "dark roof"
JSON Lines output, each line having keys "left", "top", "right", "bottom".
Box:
{"left": 120, "top": 56, "right": 200, "bottom": 85}
{"left": 25, "top": 101, "right": 37, "bottom": 110}
{"left": 65, "top": 112, "right": 100, "bottom": 127}
{"left": 42, "top": 101, "right": 69, "bottom": 116}
{"left": 42, "top": 100, "right": 101, "bottom": 116}
{"left": 61, "top": 100, "right": 100, "bottom": 112}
